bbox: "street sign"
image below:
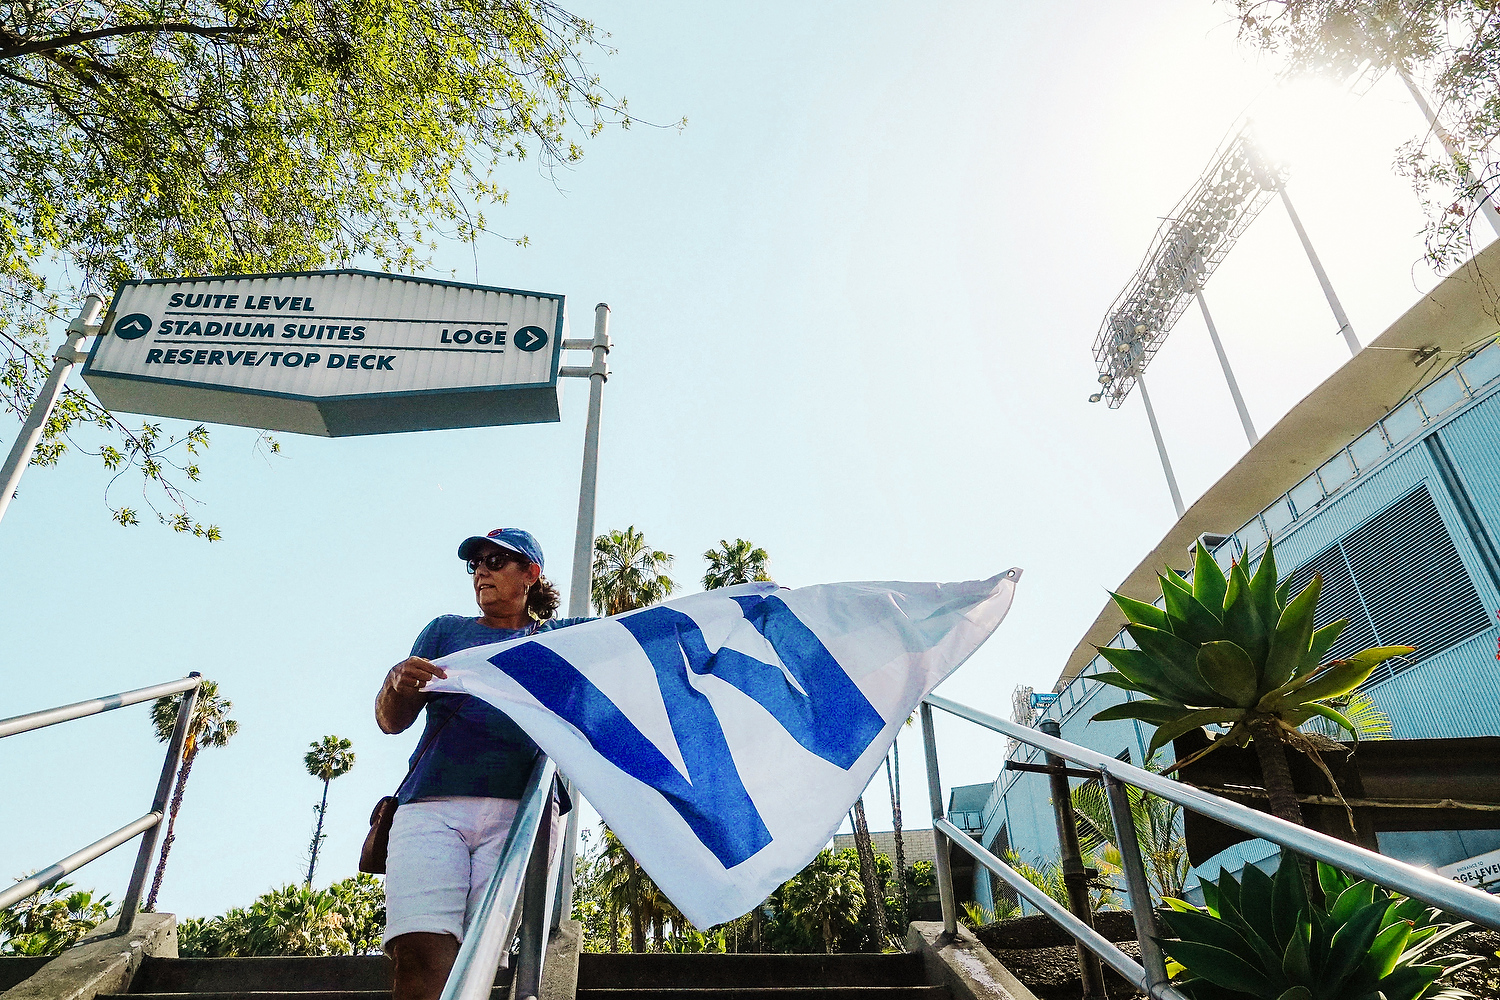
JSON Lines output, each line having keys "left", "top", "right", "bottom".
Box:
{"left": 82, "top": 270, "right": 565, "bottom": 437}
{"left": 1439, "top": 847, "right": 1500, "bottom": 892}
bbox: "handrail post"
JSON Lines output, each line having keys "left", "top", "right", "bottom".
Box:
{"left": 118, "top": 673, "right": 201, "bottom": 932}
{"left": 919, "top": 702, "right": 958, "bottom": 937}
{"left": 1039, "top": 719, "right": 1108, "bottom": 1000}
{"left": 1103, "top": 775, "right": 1170, "bottom": 998}
{"left": 552, "top": 777, "right": 579, "bottom": 932}
{"left": 513, "top": 808, "right": 555, "bottom": 1000}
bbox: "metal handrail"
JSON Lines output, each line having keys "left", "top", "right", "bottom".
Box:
{"left": 439, "top": 754, "right": 559, "bottom": 1000}
{"left": 919, "top": 692, "right": 1500, "bottom": 999}
{"left": 1, "top": 674, "right": 201, "bottom": 936}
{"left": 0, "top": 676, "right": 200, "bottom": 739}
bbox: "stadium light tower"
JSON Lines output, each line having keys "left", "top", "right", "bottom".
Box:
{"left": 1397, "top": 66, "right": 1500, "bottom": 241}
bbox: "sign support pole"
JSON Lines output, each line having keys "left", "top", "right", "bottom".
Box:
{"left": 0, "top": 295, "right": 104, "bottom": 527}
{"left": 553, "top": 301, "right": 611, "bottom": 928}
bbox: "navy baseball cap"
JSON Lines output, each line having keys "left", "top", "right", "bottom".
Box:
{"left": 458, "top": 528, "right": 544, "bottom": 571}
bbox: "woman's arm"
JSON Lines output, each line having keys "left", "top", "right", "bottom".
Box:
{"left": 375, "top": 656, "right": 448, "bottom": 734}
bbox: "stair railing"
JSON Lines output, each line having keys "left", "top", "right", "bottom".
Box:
{"left": 439, "top": 753, "right": 560, "bottom": 1000}
{"left": 918, "top": 692, "right": 1500, "bottom": 1000}
{"left": 0, "top": 673, "right": 202, "bottom": 934}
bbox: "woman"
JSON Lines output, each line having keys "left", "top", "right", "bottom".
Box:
{"left": 376, "top": 527, "right": 590, "bottom": 1000}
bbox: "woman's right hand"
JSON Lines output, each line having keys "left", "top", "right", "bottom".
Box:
{"left": 386, "top": 656, "right": 448, "bottom": 697}
{"left": 376, "top": 657, "right": 449, "bottom": 733}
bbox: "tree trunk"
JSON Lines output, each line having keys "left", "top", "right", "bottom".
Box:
{"left": 822, "top": 915, "right": 833, "bottom": 954}
{"left": 849, "top": 797, "right": 890, "bottom": 948}
{"left": 626, "top": 862, "right": 646, "bottom": 953}
{"left": 886, "top": 750, "right": 908, "bottom": 928}
{"left": 306, "top": 778, "right": 331, "bottom": 886}
{"left": 1247, "top": 716, "right": 1313, "bottom": 892}
{"left": 145, "top": 747, "right": 196, "bottom": 912}
{"left": 609, "top": 902, "right": 619, "bottom": 953}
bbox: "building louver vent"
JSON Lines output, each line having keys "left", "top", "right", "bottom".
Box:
{"left": 1285, "top": 485, "right": 1491, "bottom": 688}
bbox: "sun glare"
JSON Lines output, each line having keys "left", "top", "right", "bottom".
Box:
{"left": 1247, "top": 78, "right": 1362, "bottom": 173}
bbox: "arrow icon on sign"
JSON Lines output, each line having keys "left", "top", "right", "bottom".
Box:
{"left": 514, "top": 326, "right": 549, "bottom": 352}
{"left": 114, "top": 313, "right": 153, "bottom": 340}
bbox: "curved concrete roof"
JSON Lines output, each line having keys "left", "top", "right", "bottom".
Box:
{"left": 1056, "top": 242, "right": 1500, "bottom": 690}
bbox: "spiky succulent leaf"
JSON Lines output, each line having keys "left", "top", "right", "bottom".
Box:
{"left": 1330, "top": 880, "right": 1376, "bottom": 925}
{"left": 1250, "top": 543, "right": 1281, "bottom": 624}
{"left": 1091, "top": 700, "right": 1195, "bottom": 726}
{"left": 1200, "top": 877, "right": 1221, "bottom": 918}
{"left": 1161, "top": 567, "right": 1194, "bottom": 600}
{"left": 1192, "top": 543, "right": 1228, "bottom": 619}
{"left": 1162, "top": 580, "right": 1228, "bottom": 647}
{"left": 1282, "top": 922, "right": 1314, "bottom": 984}
{"left": 1223, "top": 560, "right": 1271, "bottom": 666}
{"left": 1158, "top": 908, "right": 1257, "bottom": 960}
{"left": 1375, "top": 964, "right": 1445, "bottom": 1000}
{"left": 1157, "top": 940, "right": 1275, "bottom": 996}
{"left": 1321, "top": 900, "right": 1389, "bottom": 993}
{"left": 1301, "top": 618, "right": 1349, "bottom": 677}
{"left": 1318, "top": 861, "right": 1350, "bottom": 902}
{"left": 1270, "top": 855, "right": 1307, "bottom": 952}
{"left": 1362, "top": 919, "right": 1413, "bottom": 981}
{"left": 1275, "top": 987, "right": 1312, "bottom": 1000}
{"left": 1127, "top": 624, "right": 1228, "bottom": 706}
{"left": 1275, "top": 574, "right": 1294, "bottom": 612}
{"left": 1161, "top": 896, "right": 1202, "bottom": 914}
{"left": 1239, "top": 863, "right": 1276, "bottom": 940}
{"left": 1197, "top": 641, "right": 1260, "bottom": 705}
{"left": 1088, "top": 671, "right": 1154, "bottom": 695}
{"left": 1109, "top": 591, "right": 1169, "bottom": 631}
{"left": 1279, "top": 658, "right": 1381, "bottom": 707}
{"left": 1347, "top": 645, "right": 1416, "bottom": 667}
{"left": 1147, "top": 708, "right": 1246, "bottom": 758}
{"left": 1095, "top": 645, "right": 1172, "bottom": 695}
{"left": 1303, "top": 702, "right": 1358, "bottom": 738}
{"left": 1264, "top": 575, "right": 1321, "bottom": 693}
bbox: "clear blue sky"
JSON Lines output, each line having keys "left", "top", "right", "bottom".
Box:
{"left": 0, "top": 1, "right": 1462, "bottom": 918}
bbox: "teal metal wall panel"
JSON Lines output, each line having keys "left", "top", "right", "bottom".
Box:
{"left": 1365, "top": 631, "right": 1500, "bottom": 738}
{"left": 1435, "top": 392, "right": 1500, "bottom": 558}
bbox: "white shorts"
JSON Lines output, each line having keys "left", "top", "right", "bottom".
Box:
{"left": 382, "top": 796, "right": 561, "bottom": 952}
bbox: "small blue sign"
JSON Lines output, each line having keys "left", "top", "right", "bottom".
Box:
{"left": 514, "top": 326, "right": 548, "bottom": 353}
{"left": 114, "top": 313, "right": 153, "bottom": 340}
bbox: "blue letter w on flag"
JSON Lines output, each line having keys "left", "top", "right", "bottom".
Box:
{"left": 487, "top": 595, "right": 885, "bottom": 868}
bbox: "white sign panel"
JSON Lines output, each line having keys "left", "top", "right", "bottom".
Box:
{"left": 83, "top": 270, "right": 565, "bottom": 437}
{"left": 1439, "top": 847, "right": 1500, "bottom": 891}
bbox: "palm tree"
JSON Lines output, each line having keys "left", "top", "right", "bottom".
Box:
{"left": 1070, "top": 760, "right": 1189, "bottom": 902}
{"left": 885, "top": 726, "right": 910, "bottom": 928}
{"left": 146, "top": 680, "right": 238, "bottom": 911}
{"left": 592, "top": 526, "right": 675, "bottom": 616}
{"left": 304, "top": 735, "right": 356, "bottom": 886}
{"left": 701, "top": 538, "right": 771, "bottom": 590}
{"left": 781, "top": 849, "right": 864, "bottom": 953}
{"left": 847, "top": 798, "right": 890, "bottom": 946}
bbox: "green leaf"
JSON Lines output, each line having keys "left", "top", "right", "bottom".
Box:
{"left": 1303, "top": 702, "right": 1357, "bottom": 738}
{"left": 1360, "top": 918, "right": 1412, "bottom": 980}
{"left": 1374, "top": 965, "right": 1444, "bottom": 1000}
{"left": 1223, "top": 560, "right": 1271, "bottom": 666}
{"left": 1088, "top": 671, "right": 1153, "bottom": 696}
{"left": 1192, "top": 543, "right": 1228, "bottom": 619}
{"left": 1275, "top": 574, "right": 1294, "bottom": 613}
{"left": 1346, "top": 645, "right": 1416, "bottom": 666}
{"left": 1330, "top": 881, "right": 1375, "bottom": 925}
{"left": 1250, "top": 542, "right": 1281, "bottom": 624}
{"left": 1271, "top": 854, "right": 1308, "bottom": 952}
{"left": 1282, "top": 659, "right": 1380, "bottom": 707}
{"left": 1147, "top": 708, "right": 1246, "bottom": 759}
{"left": 1320, "top": 900, "right": 1388, "bottom": 993}
{"left": 1275, "top": 987, "right": 1312, "bottom": 1000}
{"left": 1162, "top": 578, "right": 1228, "bottom": 647}
{"left": 1318, "top": 862, "right": 1348, "bottom": 905}
{"left": 1264, "top": 575, "right": 1321, "bottom": 693}
{"left": 1161, "top": 567, "right": 1195, "bottom": 600}
{"left": 1300, "top": 619, "right": 1348, "bottom": 676}
{"left": 1091, "top": 700, "right": 1195, "bottom": 725}
{"left": 1158, "top": 940, "right": 1274, "bottom": 996}
{"left": 1239, "top": 863, "right": 1276, "bottom": 942}
{"left": 1109, "top": 590, "right": 1169, "bottom": 630}
{"left": 1127, "top": 624, "right": 1228, "bottom": 706}
{"left": 1201, "top": 877, "right": 1222, "bottom": 918}
{"left": 1197, "top": 642, "right": 1260, "bottom": 706}
{"left": 1095, "top": 646, "right": 1172, "bottom": 694}
{"left": 1157, "top": 908, "right": 1257, "bottom": 961}
{"left": 1160, "top": 896, "right": 1202, "bottom": 913}
{"left": 1282, "top": 921, "right": 1313, "bottom": 984}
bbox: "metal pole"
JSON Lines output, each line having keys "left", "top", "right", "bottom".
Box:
{"left": 1399, "top": 67, "right": 1500, "bottom": 241}
{"left": 551, "top": 777, "right": 576, "bottom": 931}
{"left": 0, "top": 295, "right": 104, "bottom": 526}
{"left": 118, "top": 674, "right": 201, "bottom": 931}
{"left": 513, "top": 812, "right": 555, "bottom": 1000}
{"left": 1194, "top": 290, "right": 1258, "bottom": 445}
{"left": 919, "top": 702, "right": 958, "bottom": 937}
{"left": 1136, "top": 374, "right": 1185, "bottom": 519}
{"left": 0, "top": 813, "right": 164, "bottom": 912}
{"left": 1039, "top": 719, "right": 1109, "bottom": 1000}
{"left": 566, "top": 303, "right": 611, "bottom": 619}
{"left": 1276, "top": 187, "right": 1362, "bottom": 357}
{"left": 1103, "top": 776, "right": 1169, "bottom": 997}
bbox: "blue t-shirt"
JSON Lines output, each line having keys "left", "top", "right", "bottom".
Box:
{"left": 399, "top": 615, "right": 591, "bottom": 803}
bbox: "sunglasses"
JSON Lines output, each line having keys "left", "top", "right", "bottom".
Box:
{"left": 466, "top": 551, "right": 527, "bottom": 574}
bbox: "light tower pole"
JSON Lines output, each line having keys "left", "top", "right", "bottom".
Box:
{"left": 1194, "top": 288, "right": 1259, "bottom": 444}
{"left": 1136, "top": 373, "right": 1185, "bottom": 519}
{"left": 1399, "top": 66, "right": 1500, "bottom": 241}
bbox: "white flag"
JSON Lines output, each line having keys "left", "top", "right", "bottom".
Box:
{"left": 423, "top": 570, "right": 1020, "bottom": 928}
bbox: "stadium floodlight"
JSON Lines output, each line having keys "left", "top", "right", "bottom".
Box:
{"left": 1092, "top": 126, "right": 1285, "bottom": 408}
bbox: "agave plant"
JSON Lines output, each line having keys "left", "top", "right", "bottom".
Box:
{"left": 1089, "top": 539, "right": 1412, "bottom": 829}
{"left": 1157, "top": 852, "right": 1478, "bottom": 1000}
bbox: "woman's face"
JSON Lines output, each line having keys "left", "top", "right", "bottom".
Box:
{"left": 471, "top": 545, "right": 541, "bottom": 617}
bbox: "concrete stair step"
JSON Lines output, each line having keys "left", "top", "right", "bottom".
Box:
{"left": 124, "top": 956, "right": 512, "bottom": 993}
{"left": 578, "top": 954, "right": 929, "bottom": 989}
{"left": 0, "top": 957, "right": 53, "bottom": 993}
{"left": 578, "top": 989, "right": 949, "bottom": 1000}
{"left": 106, "top": 992, "right": 511, "bottom": 1000}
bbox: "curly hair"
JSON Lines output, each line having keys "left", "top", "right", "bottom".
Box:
{"left": 527, "top": 575, "right": 562, "bottom": 621}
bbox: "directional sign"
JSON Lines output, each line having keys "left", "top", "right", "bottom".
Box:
{"left": 83, "top": 270, "right": 565, "bottom": 437}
